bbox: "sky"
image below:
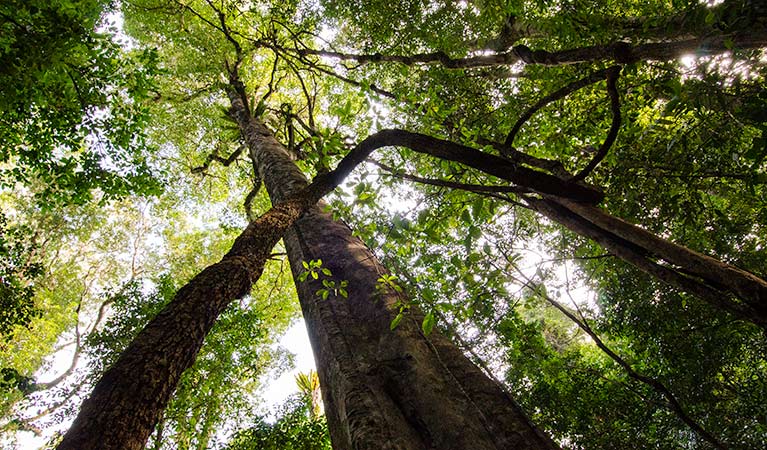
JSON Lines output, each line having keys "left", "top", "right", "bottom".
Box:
{"left": 260, "top": 319, "right": 317, "bottom": 413}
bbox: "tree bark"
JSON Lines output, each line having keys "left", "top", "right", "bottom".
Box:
{"left": 228, "top": 83, "right": 558, "bottom": 449}
{"left": 557, "top": 199, "right": 767, "bottom": 310}
{"left": 56, "top": 190, "right": 325, "bottom": 450}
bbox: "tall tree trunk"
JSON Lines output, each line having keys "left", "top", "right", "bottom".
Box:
{"left": 227, "top": 83, "right": 557, "bottom": 449}
{"left": 56, "top": 194, "right": 320, "bottom": 450}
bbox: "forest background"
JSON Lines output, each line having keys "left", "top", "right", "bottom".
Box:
{"left": 1, "top": 0, "right": 767, "bottom": 448}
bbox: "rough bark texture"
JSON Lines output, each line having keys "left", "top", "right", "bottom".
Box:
{"left": 57, "top": 198, "right": 311, "bottom": 450}
{"left": 558, "top": 199, "right": 767, "bottom": 311}
{"left": 228, "top": 85, "right": 558, "bottom": 449}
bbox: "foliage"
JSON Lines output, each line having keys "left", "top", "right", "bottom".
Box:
{"left": 294, "top": 370, "right": 322, "bottom": 418}
{"left": 0, "top": 212, "right": 43, "bottom": 337}
{"left": 84, "top": 273, "right": 296, "bottom": 449}
{"left": 0, "top": 0, "right": 163, "bottom": 206}
{"left": 226, "top": 395, "right": 331, "bottom": 450}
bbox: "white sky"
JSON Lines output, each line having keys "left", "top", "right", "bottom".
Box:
{"left": 260, "top": 319, "right": 317, "bottom": 413}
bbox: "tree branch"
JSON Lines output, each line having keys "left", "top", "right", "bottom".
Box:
{"left": 475, "top": 137, "right": 571, "bottom": 178}
{"left": 316, "top": 129, "right": 604, "bottom": 203}
{"left": 369, "top": 159, "right": 529, "bottom": 203}
{"left": 203, "top": 0, "right": 242, "bottom": 69}
{"left": 191, "top": 144, "right": 245, "bottom": 175}
{"left": 571, "top": 66, "right": 622, "bottom": 181}
{"left": 504, "top": 66, "right": 619, "bottom": 147}
{"left": 286, "top": 32, "right": 767, "bottom": 70}
{"left": 243, "top": 175, "right": 262, "bottom": 221}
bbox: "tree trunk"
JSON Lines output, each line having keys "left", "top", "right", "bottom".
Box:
{"left": 228, "top": 84, "right": 558, "bottom": 449}
{"left": 57, "top": 197, "right": 315, "bottom": 450}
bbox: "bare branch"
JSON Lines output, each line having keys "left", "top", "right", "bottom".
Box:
{"left": 203, "top": 0, "right": 242, "bottom": 66}
{"left": 33, "top": 268, "right": 97, "bottom": 392}
{"left": 476, "top": 137, "right": 571, "bottom": 178}
{"left": 243, "top": 175, "right": 262, "bottom": 221}
{"left": 258, "top": 53, "right": 282, "bottom": 108}
{"left": 370, "top": 160, "right": 529, "bottom": 203}
{"left": 282, "top": 58, "right": 316, "bottom": 127}
{"left": 286, "top": 32, "right": 767, "bottom": 70}
{"left": 317, "top": 129, "right": 604, "bottom": 203}
{"left": 191, "top": 144, "right": 245, "bottom": 175}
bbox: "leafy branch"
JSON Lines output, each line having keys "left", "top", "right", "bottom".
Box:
{"left": 298, "top": 259, "right": 348, "bottom": 300}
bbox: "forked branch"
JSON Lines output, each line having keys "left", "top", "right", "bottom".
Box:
{"left": 191, "top": 144, "right": 245, "bottom": 174}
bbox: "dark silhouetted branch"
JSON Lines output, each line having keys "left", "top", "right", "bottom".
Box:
{"left": 243, "top": 175, "right": 262, "bottom": 221}
{"left": 505, "top": 66, "right": 619, "bottom": 147}
{"left": 289, "top": 32, "right": 767, "bottom": 70}
{"left": 572, "top": 66, "right": 622, "bottom": 181}
{"left": 319, "top": 129, "right": 604, "bottom": 203}
{"left": 370, "top": 160, "right": 529, "bottom": 203}
{"left": 512, "top": 267, "right": 728, "bottom": 450}
{"left": 191, "top": 144, "right": 245, "bottom": 175}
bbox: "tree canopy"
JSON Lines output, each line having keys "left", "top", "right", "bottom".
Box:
{"left": 1, "top": 0, "right": 766, "bottom": 449}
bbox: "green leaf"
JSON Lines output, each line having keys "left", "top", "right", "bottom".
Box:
{"left": 390, "top": 312, "right": 404, "bottom": 330}
{"left": 471, "top": 197, "right": 484, "bottom": 221}
{"left": 422, "top": 312, "right": 436, "bottom": 336}
{"left": 460, "top": 209, "right": 472, "bottom": 224}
